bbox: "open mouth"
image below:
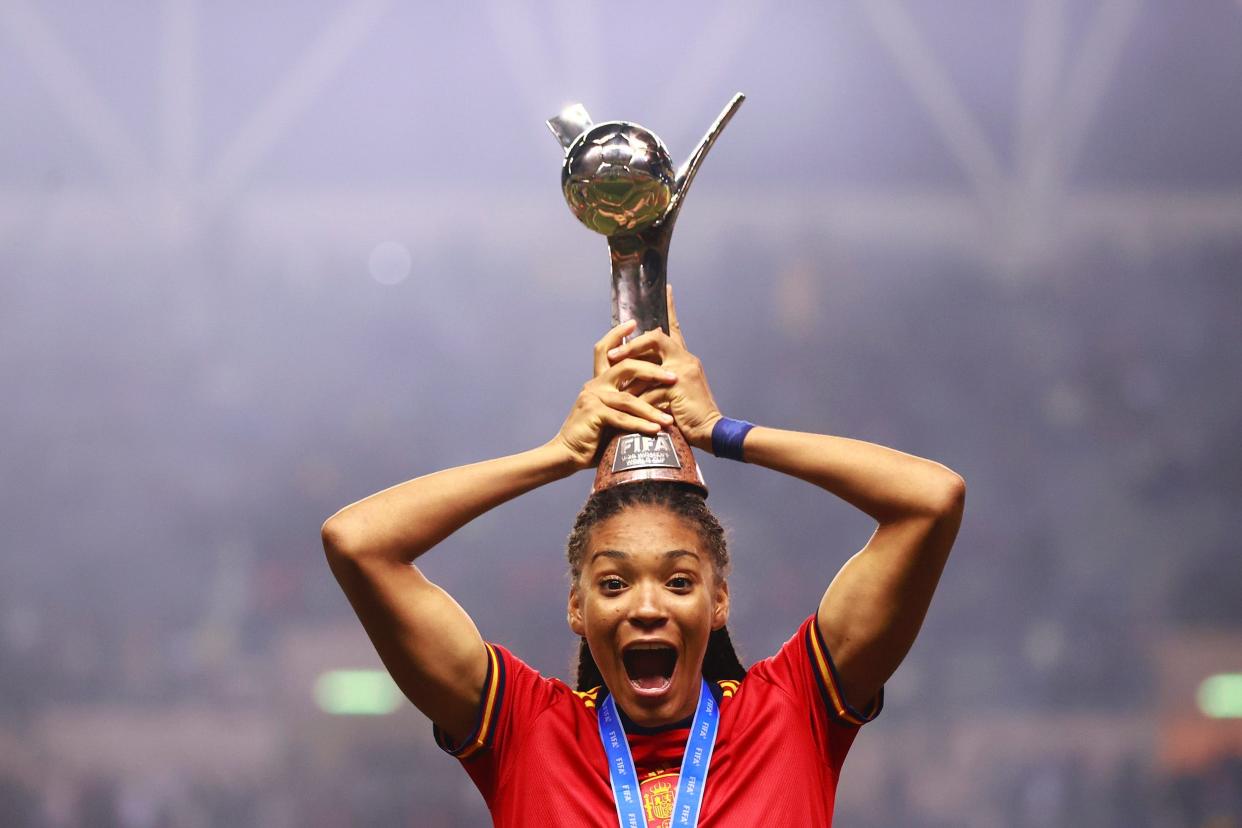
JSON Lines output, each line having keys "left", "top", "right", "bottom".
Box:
{"left": 622, "top": 644, "right": 678, "bottom": 693}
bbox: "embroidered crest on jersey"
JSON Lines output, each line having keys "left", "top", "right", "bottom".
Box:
{"left": 639, "top": 770, "right": 678, "bottom": 827}
{"left": 717, "top": 679, "right": 740, "bottom": 698}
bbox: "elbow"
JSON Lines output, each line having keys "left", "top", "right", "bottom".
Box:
{"left": 931, "top": 470, "right": 966, "bottom": 519}
{"left": 321, "top": 513, "right": 359, "bottom": 561}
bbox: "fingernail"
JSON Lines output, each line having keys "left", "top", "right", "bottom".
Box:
{"left": 663, "top": 371, "right": 677, "bottom": 380}
{"left": 608, "top": 347, "right": 621, "bottom": 358}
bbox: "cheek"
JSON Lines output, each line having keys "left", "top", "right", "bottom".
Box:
{"left": 579, "top": 594, "right": 625, "bottom": 631}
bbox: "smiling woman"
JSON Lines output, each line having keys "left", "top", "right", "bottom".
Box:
{"left": 322, "top": 288, "right": 965, "bottom": 827}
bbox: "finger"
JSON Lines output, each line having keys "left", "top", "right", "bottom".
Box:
{"left": 601, "top": 408, "right": 665, "bottom": 436}
{"left": 637, "top": 384, "right": 672, "bottom": 410}
{"left": 601, "top": 389, "right": 675, "bottom": 427}
{"left": 606, "top": 327, "right": 673, "bottom": 364}
{"left": 594, "top": 319, "right": 638, "bottom": 376}
{"left": 667, "top": 285, "right": 687, "bottom": 348}
{"left": 620, "top": 376, "right": 653, "bottom": 397}
{"left": 602, "top": 357, "right": 678, "bottom": 388}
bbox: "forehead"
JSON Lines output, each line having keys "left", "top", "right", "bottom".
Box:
{"left": 586, "top": 505, "right": 704, "bottom": 560}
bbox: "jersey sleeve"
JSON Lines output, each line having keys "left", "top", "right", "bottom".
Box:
{"left": 800, "top": 614, "right": 884, "bottom": 727}
{"left": 432, "top": 642, "right": 509, "bottom": 760}
{"left": 748, "top": 615, "right": 883, "bottom": 757}
{"left": 431, "top": 643, "right": 561, "bottom": 802}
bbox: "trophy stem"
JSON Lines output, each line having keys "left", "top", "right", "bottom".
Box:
{"left": 594, "top": 229, "right": 707, "bottom": 494}
{"left": 607, "top": 232, "right": 671, "bottom": 334}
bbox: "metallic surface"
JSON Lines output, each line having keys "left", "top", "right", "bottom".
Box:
{"left": 546, "top": 103, "right": 593, "bottom": 150}
{"left": 547, "top": 95, "right": 746, "bottom": 494}
{"left": 560, "top": 122, "right": 675, "bottom": 236}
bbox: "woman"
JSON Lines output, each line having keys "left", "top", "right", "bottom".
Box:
{"left": 322, "top": 288, "right": 964, "bottom": 826}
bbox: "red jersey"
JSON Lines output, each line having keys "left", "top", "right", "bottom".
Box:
{"left": 435, "top": 615, "right": 882, "bottom": 826}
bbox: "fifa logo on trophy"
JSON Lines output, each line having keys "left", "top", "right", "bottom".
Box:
{"left": 547, "top": 94, "right": 745, "bottom": 494}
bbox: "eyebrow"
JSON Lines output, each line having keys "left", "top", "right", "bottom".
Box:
{"left": 590, "top": 548, "right": 700, "bottom": 564}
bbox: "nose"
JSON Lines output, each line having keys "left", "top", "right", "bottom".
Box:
{"left": 627, "top": 581, "right": 668, "bottom": 629}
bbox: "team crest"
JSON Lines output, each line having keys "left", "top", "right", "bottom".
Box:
{"left": 640, "top": 771, "right": 677, "bottom": 828}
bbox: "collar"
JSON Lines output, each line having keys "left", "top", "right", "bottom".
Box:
{"left": 605, "top": 680, "right": 725, "bottom": 735}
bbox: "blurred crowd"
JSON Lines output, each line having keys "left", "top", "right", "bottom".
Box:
{"left": 837, "top": 752, "right": 1242, "bottom": 828}
{"left": 2, "top": 233, "right": 1240, "bottom": 826}
{"left": 1, "top": 733, "right": 1239, "bottom": 827}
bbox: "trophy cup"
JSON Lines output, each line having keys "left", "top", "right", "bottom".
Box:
{"left": 547, "top": 93, "right": 745, "bottom": 494}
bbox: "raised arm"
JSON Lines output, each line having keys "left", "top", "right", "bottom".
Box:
{"left": 606, "top": 287, "right": 964, "bottom": 715}
{"left": 321, "top": 319, "right": 676, "bottom": 741}
{"left": 737, "top": 429, "right": 962, "bottom": 713}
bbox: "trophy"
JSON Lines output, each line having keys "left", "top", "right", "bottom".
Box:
{"left": 547, "top": 93, "right": 745, "bottom": 494}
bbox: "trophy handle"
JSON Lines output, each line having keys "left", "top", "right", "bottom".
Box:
{"left": 659, "top": 93, "right": 745, "bottom": 233}
{"left": 547, "top": 104, "right": 593, "bottom": 149}
{"left": 602, "top": 92, "right": 745, "bottom": 339}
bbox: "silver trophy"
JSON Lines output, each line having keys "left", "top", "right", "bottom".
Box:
{"left": 548, "top": 94, "right": 745, "bottom": 494}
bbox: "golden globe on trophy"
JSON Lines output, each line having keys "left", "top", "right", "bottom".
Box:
{"left": 547, "top": 94, "right": 745, "bottom": 495}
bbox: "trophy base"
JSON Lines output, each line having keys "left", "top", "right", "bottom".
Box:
{"left": 593, "top": 427, "right": 707, "bottom": 495}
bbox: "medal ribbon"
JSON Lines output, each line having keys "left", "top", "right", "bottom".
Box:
{"left": 597, "top": 678, "right": 720, "bottom": 828}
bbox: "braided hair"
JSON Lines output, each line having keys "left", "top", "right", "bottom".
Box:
{"left": 566, "top": 480, "right": 746, "bottom": 691}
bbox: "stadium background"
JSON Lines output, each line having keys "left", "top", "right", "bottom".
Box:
{"left": 2, "top": 1, "right": 1240, "bottom": 824}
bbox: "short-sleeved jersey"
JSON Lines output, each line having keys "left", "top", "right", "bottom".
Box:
{"left": 434, "top": 615, "right": 882, "bottom": 827}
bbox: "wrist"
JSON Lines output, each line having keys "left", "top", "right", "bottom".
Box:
{"left": 539, "top": 438, "right": 588, "bottom": 478}
{"left": 709, "top": 416, "right": 756, "bottom": 461}
{"left": 690, "top": 411, "right": 724, "bottom": 452}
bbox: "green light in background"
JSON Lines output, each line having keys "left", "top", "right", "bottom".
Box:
{"left": 1197, "top": 673, "right": 1242, "bottom": 719}
{"left": 314, "top": 670, "right": 403, "bottom": 715}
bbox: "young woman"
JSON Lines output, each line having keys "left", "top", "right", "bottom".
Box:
{"left": 322, "top": 289, "right": 964, "bottom": 826}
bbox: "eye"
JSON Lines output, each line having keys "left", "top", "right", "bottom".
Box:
{"left": 667, "top": 575, "right": 694, "bottom": 591}
{"left": 599, "top": 577, "right": 626, "bottom": 593}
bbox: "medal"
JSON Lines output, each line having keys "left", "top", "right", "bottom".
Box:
{"left": 597, "top": 679, "right": 720, "bottom": 828}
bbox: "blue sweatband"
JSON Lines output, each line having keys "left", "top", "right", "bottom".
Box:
{"left": 711, "top": 417, "right": 755, "bottom": 461}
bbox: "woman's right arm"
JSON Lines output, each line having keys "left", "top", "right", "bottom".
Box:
{"left": 321, "top": 320, "right": 676, "bottom": 742}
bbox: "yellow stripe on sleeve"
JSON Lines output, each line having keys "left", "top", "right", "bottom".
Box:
{"left": 456, "top": 644, "right": 502, "bottom": 759}
{"left": 806, "top": 621, "right": 879, "bottom": 727}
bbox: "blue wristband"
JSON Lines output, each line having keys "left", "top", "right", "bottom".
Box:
{"left": 711, "top": 417, "right": 755, "bottom": 462}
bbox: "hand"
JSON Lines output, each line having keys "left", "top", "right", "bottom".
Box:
{"left": 551, "top": 319, "right": 679, "bottom": 470}
{"left": 604, "top": 286, "right": 723, "bottom": 452}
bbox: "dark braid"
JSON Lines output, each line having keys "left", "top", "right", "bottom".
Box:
{"left": 566, "top": 481, "right": 746, "bottom": 691}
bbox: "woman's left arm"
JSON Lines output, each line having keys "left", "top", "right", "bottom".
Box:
{"left": 736, "top": 427, "right": 964, "bottom": 713}
{"left": 608, "top": 287, "right": 964, "bottom": 714}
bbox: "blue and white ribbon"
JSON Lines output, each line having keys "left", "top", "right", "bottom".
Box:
{"left": 598, "top": 679, "right": 720, "bottom": 828}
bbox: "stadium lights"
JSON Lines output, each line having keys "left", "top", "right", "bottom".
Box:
{"left": 1197, "top": 673, "right": 1242, "bottom": 719}
{"left": 314, "top": 669, "right": 403, "bottom": 716}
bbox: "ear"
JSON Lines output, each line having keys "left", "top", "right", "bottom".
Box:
{"left": 712, "top": 579, "right": 730, "bottom": 630}
{"left": 568, "top": 586, "right": 585, "bottom": 636}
